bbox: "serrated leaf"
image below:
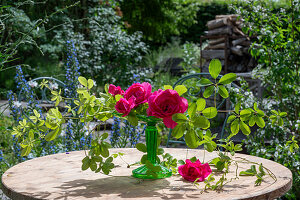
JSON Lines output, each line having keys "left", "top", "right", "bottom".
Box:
{"left": 218, "top": 73, "right": 237, "bottom": 84}
{"left": 218, "top": 85, "right": 229, "bottom": 98}
{"left": 174, "top": 85, "right": 187, "bottom": 96}
{"left": 136, "top": 143, "right": 147, "bottom": 153}
{"left": 203, "top": 86, "right": 215, "bottom": 98}
{"left": 202, "top": 107, "right": 217, "bottom": 119}
{"left": 196, "top": 98, "right": 206, "bottom": 111}
{"left": 209, "top": 59, "right": 222, "bottom": 79}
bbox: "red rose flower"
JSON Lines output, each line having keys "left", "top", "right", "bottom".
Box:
{"left": 115, "top": 97, "right": 135, "bottom": 117}
{"left": 178, "top": 159, "right": 212, "bottom": 182}
{"left": 147, "top": 89, "right": 188, "bottom": 129}
{"left": 124, "top": 82, "right": 152, "bottom": 107}
{"left": 108, "top": 84, "right": 124, "bottom": 96}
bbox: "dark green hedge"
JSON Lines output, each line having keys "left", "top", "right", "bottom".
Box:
{"left": 180, "top": 0, "right": 231, "bottom": 43}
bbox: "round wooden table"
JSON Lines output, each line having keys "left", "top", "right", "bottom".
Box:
{"left": 1, "top": 148, "right": 292, "bottom": 200}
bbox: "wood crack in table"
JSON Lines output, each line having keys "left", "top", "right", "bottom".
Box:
{"left": 1, "top": 148, "right": 292, "bottom": 200}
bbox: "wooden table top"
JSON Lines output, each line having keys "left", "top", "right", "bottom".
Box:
{"left": 2, "top": 148, "right": 292, "bottom": 200}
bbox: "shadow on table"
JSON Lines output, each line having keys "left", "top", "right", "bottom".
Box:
{"left": 53, "top": 176, "right": 185, "bottom": 199}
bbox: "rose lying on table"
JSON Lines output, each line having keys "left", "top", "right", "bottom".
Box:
{"left": 178, "top": 159, "right": 212, "bottom": 182}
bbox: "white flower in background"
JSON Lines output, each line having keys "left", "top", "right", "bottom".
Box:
{"left": 28, "top": 80, "right": 38, "bottom": 88}
{"left": 49, "top": 82, "right": 59, "bottom": 90}
{"left": 93, "top": 80, "right": 97, "bottom": 87}
{"left": 60, "top": 130, "right": 66, "bottom": 137}
{"left": 13, "top": 101, "right": 22, "bottom": 108}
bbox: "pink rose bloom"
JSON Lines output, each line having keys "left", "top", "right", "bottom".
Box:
{"left": 124, "top": 82, "right": 152, "bottom": 107}
{"left": 108, "top": 84, "right": 124, "bottom": 96}
{"left": 147, "top": 89, "right": 188, "bottom": 129}
{"left": 178, "top": 159, "right": 212, "bottom": 182}
{"left": 115, "top": 97, "right": 135, "bottom": 117}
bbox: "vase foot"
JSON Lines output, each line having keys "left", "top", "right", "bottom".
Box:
{"left": 132, "top": 164, "right": 172, "bottom": 179}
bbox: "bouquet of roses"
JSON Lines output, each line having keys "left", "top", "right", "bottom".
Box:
{"left": 108, "top": 82, "right": 188, "bottom": 129}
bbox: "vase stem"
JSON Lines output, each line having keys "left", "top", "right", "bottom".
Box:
{"left": 146, "top": 122, "right": 157, "bottom": 164}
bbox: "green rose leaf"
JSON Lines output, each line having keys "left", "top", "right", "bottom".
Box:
{"left": 227, "top": 115, "right": 236, "bottom": 124}
{"left": 193, "top": 115, "right": 210, "bottom": 129}
{"left": 249, "top": 116, "right": 256, "bottom": 127}
{"left": 203, "top": 86, "right": 215, "bottom": 98}
{"left": 172, "top": 113, "right": 188, "bottom": 123}
{"left": 136, "top": 143, "right": 147, "bottom": 153}
{"left": 188, "top": 102, "right": 197, "bottom": 118}
{"left": 218, "top": 85, "right": 229, "bottom": 98}
{"left": 202, "top": 107, "right": 218, "bottom": 119}
{"left": 141, "top": 154, "right": 147, "bottom": 164}
{"left": 200, "top": 78, "right": 213, "bottom": 86}
{"left": 218, "top": 73, "right": 237, "bottom": 85}
{"left": 255, "top": 116, "right": 265, "bottom": 128}
{"left": 174, "top": 85, "right": 187, "bottom": 96}
{"left": 81, "top": 157, "right": 90, "bottom": 171}
{"left": 100, "top": 146, "right": 109, "bottom": 158}
{"left": 279, "top": 112, "right": 287, "bottom": 117}
{"left": 172, "top": 123, "right": 186, "bottom": 139}
{"left": 209, "top": 59, "right": 222, "bottom": 79}
{"left": 231, "top": 120, "right": 240, "bottom": 135}
{"left": 185, "top": 129, "right": 200, "bottom": 149}
{"left": 164, "top": 85, "right": 173, "bottom": 90}
{"left": 157, "top": 147, "right": 164, "bottom": 155}
{"left": 240, "top": 121, "right": 251, "bottom": 135}
{"left": 196, "top": 98, "right": 206, "bottom": 111}
{"left": 127, "top": 113, "right": 138, "bottom": 126}
{"left": 115, "top": 94, "right": 123, "bottom": 102}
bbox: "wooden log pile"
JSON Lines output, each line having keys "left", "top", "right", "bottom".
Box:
{"left": 201, "top": 15, "right": 256, "bottom": 73}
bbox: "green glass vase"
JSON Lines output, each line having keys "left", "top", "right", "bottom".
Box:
{"left": 132, "top": 120, "right": 172, "bottom": 179}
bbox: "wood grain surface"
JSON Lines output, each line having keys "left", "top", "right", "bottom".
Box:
{"left": 1, "top": 148, "right": 292, "bottom": 200}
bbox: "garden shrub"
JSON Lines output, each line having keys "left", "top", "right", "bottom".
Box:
{"left": 120, "top": 0, "right": 200, "bottom": 45}
{"left": 233, "top": 0, "right": 300, "bottom": 199}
